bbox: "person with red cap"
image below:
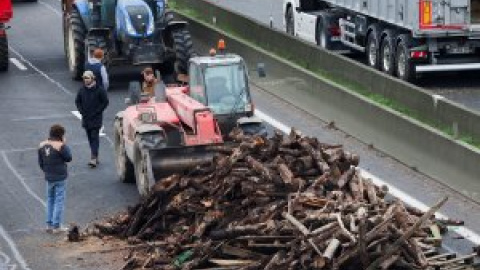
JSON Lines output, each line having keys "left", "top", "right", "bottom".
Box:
{"left": 85, "top": 48, "right": 109, "bottom": 91}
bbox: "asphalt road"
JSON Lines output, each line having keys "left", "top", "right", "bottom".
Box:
{"left": 206, "top": 0, "right": 480, "bottom": 111}
{"left": 0, "top": 0, "right": 479, "bottom": 269}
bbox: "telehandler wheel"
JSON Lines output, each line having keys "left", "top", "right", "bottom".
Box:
{"left": 171, "top": 28, "right": 194, "bottom": 76}
{"left": 133, "top": 137, "right": 154, "bottom": 197}
{"left": 66, "top": 8, "right": 86, "bottom": 80}
{"left": 114, "top": 120, "right": 135, "bottom": 183}
{"left": 241, "top": 123, "right": 268, "bottom": 137}
{"left": 0, "top": 34, "right": 8, "bottom": 72}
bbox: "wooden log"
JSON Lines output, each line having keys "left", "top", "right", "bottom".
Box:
{"left": 246, "top": 155, "right": 273, "bottom": 182}
{"left": 337, "top": 167, "right": 356, "bottom": 188}
{"left": 277, "top": 164, "right": 294, "bottom": 185}
{"left": 323, "top": 238, "right": 340, "bottom": 261}
{"left": 365, "top": 197, "right": 448, "bottom": 270}
{"left": 379, "top": 254, "right": 400, "bottom": 270}
{"left": 282, "top": 212, "right": 323, "bottom": 256}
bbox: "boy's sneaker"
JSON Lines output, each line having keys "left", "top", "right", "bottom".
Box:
{"left": 52, "top": 226, "right": 69, "bottom": 234}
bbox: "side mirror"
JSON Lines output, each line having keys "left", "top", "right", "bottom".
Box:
{"left": 257, "top": 63, "right": 266, "bottom": 78}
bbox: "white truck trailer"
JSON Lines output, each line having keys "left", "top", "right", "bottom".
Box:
{"left": 283, "top": 0, "right": 480, "bottom": 81}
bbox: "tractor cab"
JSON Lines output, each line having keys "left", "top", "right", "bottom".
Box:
{"left": 186, "top": 53, "right": 266, "bottom": 136}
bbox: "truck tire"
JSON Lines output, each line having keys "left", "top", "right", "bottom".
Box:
{"left": 0, "top": 34, "right": 8, "bottom": 72}
{"left": 133, "top": 137, "right": 154, "bottom": 197}
{"left": 395, "top": 34, "right": 416, "bottom": 82}
{"left": 366, "top": 25, "right": 381, "bottom": 70}
{"left": 114, "top": 120, "right": 135, "bottom": 183}
{"left": 316, "top": 13, "right": 340, "bottom": 50}
{"left": 286, "top": 6, "right": 294, "bottom": 36}
{"left": 380, "top": 29, "right": 396, "bottom": 75}
{"left": 171, "top": 28, "right": 194, "bottom": 76}
{"left": 66, "top": 8, "right": 86, "bottom": 80}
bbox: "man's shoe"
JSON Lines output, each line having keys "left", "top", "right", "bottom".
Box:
{"left": 88, "top": 158, "right": 97, "bottom": 168}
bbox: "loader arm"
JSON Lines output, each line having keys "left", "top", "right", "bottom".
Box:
{"left": 166, "top": 86, "right": 223, "bottom": 145}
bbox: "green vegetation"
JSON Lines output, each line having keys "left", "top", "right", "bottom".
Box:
{"left": 170, "top": 0, "right": 480, "bottom": 149}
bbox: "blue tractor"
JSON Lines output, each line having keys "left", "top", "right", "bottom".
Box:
{"left": 61, "top": 0, "right": 194, "bottom": 80}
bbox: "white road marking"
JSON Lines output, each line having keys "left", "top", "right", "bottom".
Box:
{"left": 8, "top": 58, "right": 27, "bottom": 71}
{"left": 0, "top": 152, "right": 46, "bottom": 208}
{"left": 71, "top": 111, "right": 107, "bottom": 136}
{"left": 0, "top": 225, "right": 32, "bottom": 270}
{"left": 38, "top": 0, "right": 62, "bottom": 16}
{"left": 255, "top": 109, "right": 480, "bottom": 245}
{"left": 8, "top": 47, "right": 73, "bottom": 96}
{"left": 11, "top": 114, "right": 74, "bottom": 122}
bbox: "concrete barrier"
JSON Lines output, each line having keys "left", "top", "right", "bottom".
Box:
{"left": 173, "top": 0, "right": 480, "bottom": 147}
{"left": 178, "top": 13, "right": 480, "bottom": 203}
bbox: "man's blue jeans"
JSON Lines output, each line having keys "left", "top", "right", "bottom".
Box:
{"left": 46, "top": 180, "right": 66, "bottom": 228}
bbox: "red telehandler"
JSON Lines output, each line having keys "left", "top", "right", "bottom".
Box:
{"left": 0, "top": 0, "right": 12, "bottom": 71}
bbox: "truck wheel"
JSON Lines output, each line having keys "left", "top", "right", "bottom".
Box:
{"left": 114, "top": 120, "right": 135, "bottom": 183}
{"left": 286, "top": 6, "right": 295, "bottom": 36}
{"left": 66, "top": 8, "right": 86, "bottom": 80}
{"left": 133, "top": 137, "right": 154, "bottom": 197}
{"left": 171, "top": 28, "right": 194, "bottom": 76}
{"left": 0, "top": 34, "right": 8, "bottom": 72}
{"left": 366, "top": 26, "right": 381, "bottom": 70}
{"left": 396, "top": 34, "right": 416, "bottom": 82}
{"left": 380, "top": 30, "right": 396, "bottom": 75}
{"left": 317, "top": 16, "right": 331, "bottom": 50}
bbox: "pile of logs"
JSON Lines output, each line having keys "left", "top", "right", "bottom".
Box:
{"left": 93, "top": 129, "right": 479, "bottom": 270}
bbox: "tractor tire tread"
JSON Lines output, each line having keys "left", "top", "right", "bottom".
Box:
{"left": 172, "top": 28, "right": 194, "bottom": 75}
{"left": 69, "top": 9, "right": 87, "bottom": 80}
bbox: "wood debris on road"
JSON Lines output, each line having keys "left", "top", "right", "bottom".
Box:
{"left": 82, "top": 128, "right": 477, "bottom": 270}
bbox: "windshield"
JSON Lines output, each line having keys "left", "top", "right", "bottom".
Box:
{"left": 204, "top": 63, "right": 249, "bottom": 115}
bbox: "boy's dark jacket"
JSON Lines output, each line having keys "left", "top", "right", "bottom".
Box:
{"left": 38, "top": 140, "right": 72, "bottom": 182}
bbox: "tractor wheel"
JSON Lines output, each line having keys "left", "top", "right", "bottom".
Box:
{"left": 171, "top": 28, "right": 194, "bottom": 76}
{"left": 66, "top": 8, "right": 86, "bottom": 80}
{"left": 114, "top": 120, "right": 135, "bottom": 183}
{"left": 241, "top": 123, "right": 268, "bottom": 137}
{"left": 0, "top": 34, "right": 8, "bottom": 72}
{"left": 133, "top": 137, "right": 154, "bottom": 197}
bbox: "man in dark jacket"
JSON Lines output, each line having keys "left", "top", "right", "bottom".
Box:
{"left": 38, "top": 124, "right": 72, "bottom": 233}
{"left": 75, "top": 70, "right": 109, "bottom": 167}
